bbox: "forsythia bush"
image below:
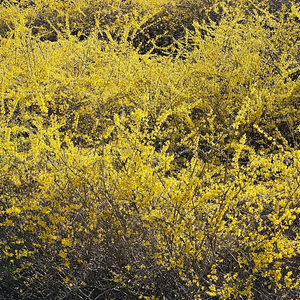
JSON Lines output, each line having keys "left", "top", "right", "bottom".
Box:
{"left": 0, "top": 0, "right": 300, "bottom": 299}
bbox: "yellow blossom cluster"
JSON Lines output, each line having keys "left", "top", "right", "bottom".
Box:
{"left": 0, "top": 0, "right": 300, "bottom": 299}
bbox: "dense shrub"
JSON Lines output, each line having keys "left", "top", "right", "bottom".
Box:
{"left": 0, "top": 0, "right": 300, "bottom": 299}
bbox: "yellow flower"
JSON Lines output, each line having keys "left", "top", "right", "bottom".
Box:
{"left": 6, "top": 207, "right": 21, "bottom": 215}
{"left": 59, "top": 250, "right": 67, "bottom": 258}
{"left": 61, "top": 238, "right": 72, "bottom": 247}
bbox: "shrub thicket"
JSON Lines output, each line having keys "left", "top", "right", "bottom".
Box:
{"left": 0, "top": 0, "right": 300, "bottom": 299}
